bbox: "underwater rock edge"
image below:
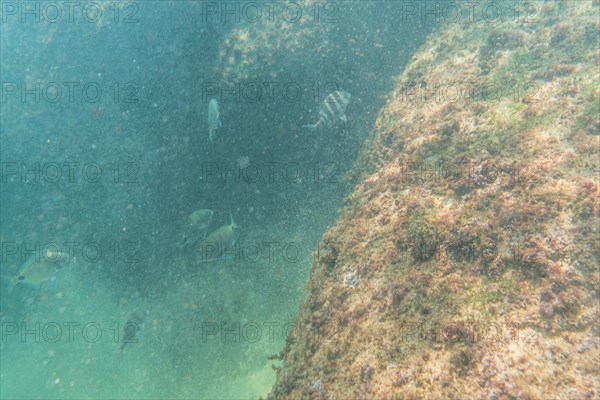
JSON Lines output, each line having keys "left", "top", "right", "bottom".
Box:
{"left": 268, "top": 1, "right": 599, "bottom": 399}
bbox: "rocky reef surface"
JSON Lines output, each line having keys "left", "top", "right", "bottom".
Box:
{"left": 268, "top": 1, "right": 599, "bottom": 399}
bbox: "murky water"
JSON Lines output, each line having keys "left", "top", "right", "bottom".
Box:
{"left": 6, "top": 0, "right": 572, "bottom": 398}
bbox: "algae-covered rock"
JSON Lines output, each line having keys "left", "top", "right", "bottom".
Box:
{"left": 270, "top": 1, "right": 599, "bottom": 399}
{"left": 216, "top": 1, "right": 430, "bottom": 90}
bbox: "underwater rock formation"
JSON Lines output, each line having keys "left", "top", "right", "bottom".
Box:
{"left": 216, "top": 1, "right": 431, "bottom": 96}
{"left": 269, "top": 1, "right": 599, "bottom": 399}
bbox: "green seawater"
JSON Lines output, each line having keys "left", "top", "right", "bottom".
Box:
{"left": 0, "top": 0, "right": 434, "bottom": 398}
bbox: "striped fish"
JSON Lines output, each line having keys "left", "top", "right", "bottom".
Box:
{"left": 303, "top": 90, "right": 351, "bottom": 131}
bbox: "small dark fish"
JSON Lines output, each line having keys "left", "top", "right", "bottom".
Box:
{"left": 119, "top": 309, "right": 149, "bottom": 352}
{"left": 303, "top": 90, "right": 351, "bottom": 130}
